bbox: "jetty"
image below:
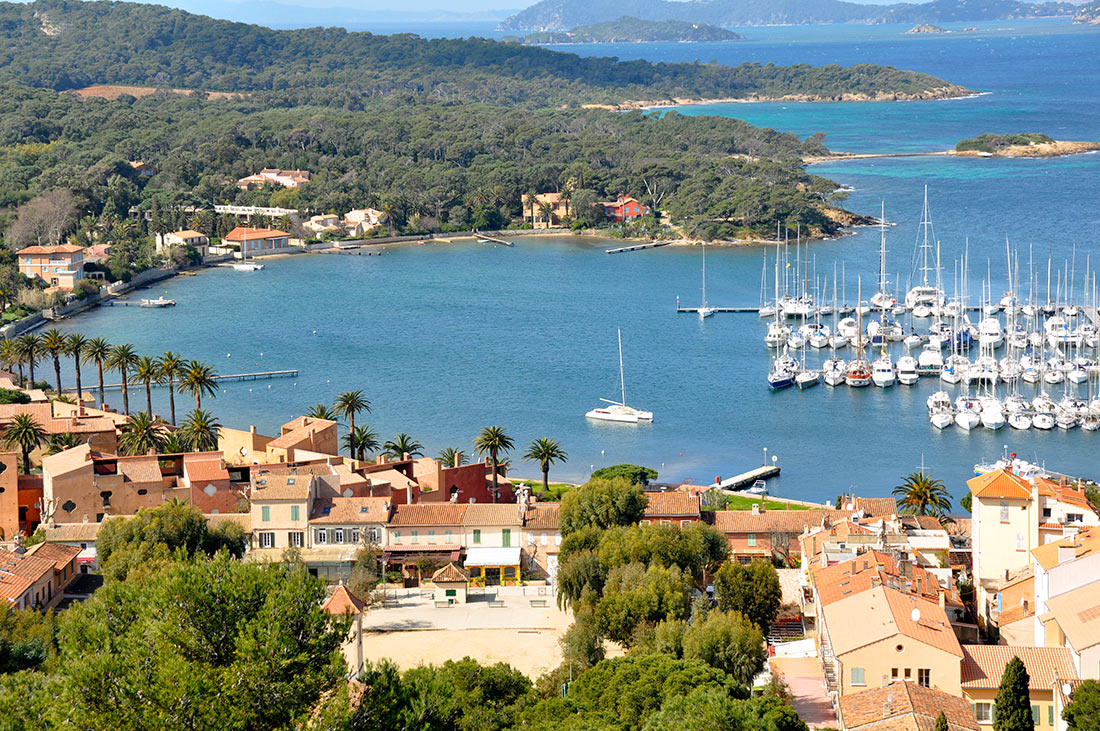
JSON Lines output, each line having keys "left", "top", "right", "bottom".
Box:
{"left": 715, "top": 464, "right": 780, "bottom": 490}
{"left": 605, "top": 242, "right": 670, "bottom": 254}
{"left": 70, "top": 369, "right": 299, "bottom": 393}
{"left": 475, "top": 233, "right": 514, "bottom": 247}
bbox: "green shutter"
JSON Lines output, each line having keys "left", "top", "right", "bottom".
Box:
{"left": 291, "top": 505, "right": 299, "bottom": 521}
{"left": 474, "top": 529, "right": 481, "bottom": 544}
{"left": 1048, "top": 706, "right": 1054, "bottom": 726}
{"left": 261, "top": 506, "right": 270, "bottom": 522}
{"left": 1031, "top": 706, "right": 1039, "bottom": 726}
{"left": 445, "top": 589, "right": 456, "bottom": 597}
{"left": 502, "top": 529, "right": 511, "bottom": 547}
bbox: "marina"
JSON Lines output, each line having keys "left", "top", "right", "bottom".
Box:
{"left": 70, "top": 369, "right": 300, "bottom": 393}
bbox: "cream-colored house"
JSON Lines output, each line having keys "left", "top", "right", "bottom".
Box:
{"left": 522, "top": 503, "right": 561, "bottom": 581}
{"left": 157, "top": 230, "right": 210, "bottom": 257}
{"left": 250, "top": 473, "right": 322, "bottom": 551}
{"left": 432, "top": 563, "right": 470, "bottom": 605}
{"left": 959, "top": 645, "right": 1077, "bottom": 728}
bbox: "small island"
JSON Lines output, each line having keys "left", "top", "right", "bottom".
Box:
{"left": 524, "top": 16, "right": 743, "bottom": 44}
{"left": 907, "top": 24, "right": 947, "bottom": 33}
{"left": 954, "top": 133, "right": 1100, "bottom": 157}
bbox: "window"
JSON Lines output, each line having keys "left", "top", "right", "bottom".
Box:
{"left": 428, "top": 529, "right": 435, "bottom": 544}
{"left": 411, "top": 530, "right": 419, "bottom": 544}
{"left": 1048, "top": 705, "right": 1054, "bottom": 726}
{"left": 392, "top": 530, "right": 401, "bottom": 543}
{"left": 1000, "top": 502, "right": 1010, "bottom": 522}
{"left": 473, "top": 529, "right": 481, "bottom": 544}
{"left": 680, "top": 520, "right": 691, "bottom": 527}
{"left": 1042, "top": 507, "right": 1052, "bottom": 518}
{"left": 891, "top": 668, "right": 899, "bottom": 679}
{"left": 747, "top": 533, "right": 757, "bottom": 547}
{"left": 261, "top": 506, "right": 270, "bottom": 523}
{"left": 445, "top": 529, "right": 452, "bottom": 543}
{"left": 904, "top": 668, "right": 911, "bottom": 680}
{"left": 975, "top": 703, "right": 992, "bottom": 723}
{"left": 1017, "top": 533, "right": 1026, "bottom": 551}
{"left": 1031, "top": 706, "right": 1040, "bottom": 725}
{"left": 554, "top": 533, "right": 561, "bottom": 546}
{"left": 289, "top": 532, "right": 303, "bottom": 548}
{"left": 258, "top": 532, "right": 274, "bottom": 548}
{"left": 851, "top": 667, "right": 865, "bottom": 686}
{"left": 541, "top": 532, "right": 548, "bottom": 546}
{"left": 918, "top": 669, "right": 930, "bottom": 687}
{"left": 502, "top": 529, "right": 511, "bottom": 547}
{"left": 1068, "top": 513, "right": 1084, "bottom": 523}
{"left": 290, "top": 505, "right": 299, "bottom": 521}
{"left": 335, "top": 528, "right": 344, "bottom": 543}
{"left": 527, "top": 532, "right": 534, "bottom": 545}
{"left": 369, "top": 527, "right": 380, "bottom": 543}
{"left": 660, "top": 520, "right": 672, "bottom": 526}
{"left": 351, "top": 529, "right": 360, "bottom": 543}
{"left": 315, "top": 529, "right": 328, "bottom": 544}
{"left": 445, "top": 589, "right": 456, "bottom": 597}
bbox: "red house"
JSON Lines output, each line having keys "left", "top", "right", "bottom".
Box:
{"left": 601, "top": 194, "right": 651, "bottom": 222}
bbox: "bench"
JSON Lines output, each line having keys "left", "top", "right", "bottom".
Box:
{"left": 529, "top": 599, "right": 548, "bottom": 608}
{"left": 434, "top": 600, "right": 452, "bottom": 608}
{"left": 488, "top": 600, "right": 506, "bottom": 608}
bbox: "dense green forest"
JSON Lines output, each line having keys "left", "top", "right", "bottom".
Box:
{"left": 955, "top": 132, "right": 1054, "bottom": 152}
{"left": 520, "top": 17, "right": 744, "bottom": 44}
{"left": 0, "top": 0, "right": 969, "bottom": 107}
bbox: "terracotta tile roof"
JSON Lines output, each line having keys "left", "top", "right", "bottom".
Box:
{"left": 0, "top": 549, "right": 56, "bottom": 602}
{"left": 524, "top": 503, "right": 560, "bottom": 530}
{"left": 714, "top": 509, "right": 854, "bottom": 534}
{"left": 644, "top": 491, "right": 701, "bottom": 518}
{"left": 224, "top": 227, "right": 290, "bottom": 242}
{"left": 310, "top": 497, "right": 390, "bottom": 524}
{"left": 462, "top": 503, "right": 522, "bottom": 526}
{"left": 1033, "top": 527, "right": 1100, "bottom": 570}
{"left": 900, "top": 515, "right": 944, "bottom": 530}
{"left": 968, "top": 469, "right": 1032, "bottom": 500}
{"left": 0, "top": 403, "right": 119, "bottom": 437}
{"left": 169, "top": 229, "right": 206, "bottom": 239}
{"left": 206, "top": 513, "right": 251, "bottom": 531}
{"left": 960, "top": 645, "right": 1077, "bottom": 688}
{"left": 811, "top": 550, "right": 959, "bottom": 608}
{"left": 389, "top": 503, "right": 467, "bottom": 527}
{"left": 1034, "top": 478, "right": 1093, "bottom": 511}
{"left": 839, "top": 682, "right": 979, "bottom": 731}
{"left": 853, "top": 497, "right": 900, "bottom": 516}
{"left": 23, "top": 542, "right": 79, "bottom": 570}
{"left": 821, "top": 585, "right": 961, "bottom": 658}
{"left": 1043, "top": 581, "right": 1100, "bottom": 652}
{"left": 266, "top": 419, "right": 334, "bottom": 450}
{"left": 17, "top": 244, "right": 84, "bottom": 255}
{"left": 252, "top": 473, "right": 312, "bottom": 501}
{"left": 432, "top": 562, "right": 469, "bottom": 583}
{"left": 43, "top": 521, "right": 102, "bottom": 543}
{"left": 117, "top": 457, "right": 162, "bottom": 484}
{"left": 998, "top": 603, "right": 1034, "bottom": 625}
{"left": 184, "top": 455, "right": 230, "bottom": 483}
{"left": 322, "top": 585, "right": 368, "bottom": 615}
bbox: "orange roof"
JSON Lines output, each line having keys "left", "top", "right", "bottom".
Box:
{"left": 811, "top": 550, "right": 959, "bottom": 608}
{"left": 310, "top": 497, "right": 390, "bottom": 524}
{"left": 1033, "top": 526, "right": 1100, "bottom": 570}
{"left": 432, "top": 562, "right": 470, "bottom": 583}
{"left": 839, "top": 681, "right": 979, "bottom": 731}
{"left": 169, "top": 229, "right": 206, "bottom": 239}
{"left": 715, "top": 509, "right": 852, "bottom": 534}
{"left": 22, "top": 542, "right": 79, "bottom": 571}
{"left": 116, "top": 456, "right": 162, "bottom": 484}
{"left": 524, "top": 503, "right": 559, "bottom": 530}
{"left": 390, "top": 503, "right": 467, "bottom": 527}
{"left": 16, "top": 244, "right": 84, "bottom": 255}
{"left": 0, "top": 548, "right": 56, "bottom": 603}
{"left": 644, "top": 491, "right": 701, "bottom": 518}
{"left": 968, "top": 469, "right": 1032, "bottom": 500}
{"left": 961, "top": 645, "right": 1077, "bottom": 688}
{"left": 1043, "top": 581, "right": 1100, "bottom": 652}
{"left": 184, "top": 455, "right": 230, "bottom": 484}
{"left": 462, "top": 503, "right": 522, "bottom": 526}
{"left": 1035, "top": 477, "right": 1093, "bottom": 511}
{"left": 224, "top": 227, "right": 290, "bottom": 242}
{"left": 321, "top": 585, "right": 368, "bottom": 615}
{"left": 821, "top": 585, "right": 962, "bottom": 658}
{"left": 252, "top": 473, "right": 312, "bottom": 501}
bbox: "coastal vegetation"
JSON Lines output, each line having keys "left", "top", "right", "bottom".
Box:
{"left": 892, "top": 469, "right": 952, "bottom": 518}
{"left": 956, "top": 132, "right": 1054, "bottom": 153}
{"left": 519, "top": 17, "right": 743, "bottom": 44}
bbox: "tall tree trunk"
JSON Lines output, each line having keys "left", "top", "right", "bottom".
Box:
{"left": 145, "top": 381, "right": 152, "bottom": 416}
{"left": 16, "top": 363, "right": 23, "bottom": 386}
{"left": 28, "top": 358, "right": 34, "bottom": 386}
{"left": 53, "top": 357, "right": 61, "bottom": 395}
{"left": 348, "top": 412, "right": 356, "bottom": 456}
{"left": 168, "top": 376, "right": 176, "bottom": 425}
{"left": 21, "top": 446, "right": 29, "bottom": 474}
{"left": 74, "top": 359, "right": 82, "bottom": 403}
{"left": 490, "top": 452, "right": 499, "bottom": 503}
{"left": 97, "top": 361, "right": 105, "bottom": 409}
{"left": 195, "top": 393, "right": 201, "bottom": 410}
{"left": 542, "top": 466, "right": 549, "bottom": 492}
{"left": 120, "top": 368, "right": 129, "bottom": 414}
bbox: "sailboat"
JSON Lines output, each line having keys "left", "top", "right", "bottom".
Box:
{"left": 232, "top": 234, "right": 266, "bottom": 271}
{"left": 905, "top": 186, "right": 944, "bottom": 314}
{"left": 698, "top": 243, "right": 716, "bottom": 319}
{"left": 585, "top": 329, "right": 653, "bottom": 424}
{"left": 845, "top": 278, "right": 873, "bottom": 387}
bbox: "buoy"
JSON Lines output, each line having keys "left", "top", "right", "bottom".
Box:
{"left": 312, "top": 330, "right": 317, "bottom": 334}
{"left": 226, "top": 353, "right": 231, "bottom": 358}
{"left": 679, "top": 452, "right": 683, "bottom": 456}
{"left": 600, "top": 450, "right": 605, "bottom": 455}
{"left": 267, "top": 384, "right": 271, "bottom": 389}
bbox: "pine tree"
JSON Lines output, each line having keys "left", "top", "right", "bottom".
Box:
{"left": 993, "top": 656, "right": 1032, "bottom": 731}
{"left": 934, "top": 711, "right": 949, "bottom": 731}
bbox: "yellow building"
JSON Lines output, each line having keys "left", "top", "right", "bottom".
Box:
{"left": 16, "top": 244, "right": 85, "bottom": 290}
{"left": 959, "top": 645, "right": 1077, "bottom": 728}
{"left": 838, "top": 681, "right": 979, "bottom": 731}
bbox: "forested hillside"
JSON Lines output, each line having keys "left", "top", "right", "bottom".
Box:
{"left": 1, "top": 0, "right": 970, "bottom": 106}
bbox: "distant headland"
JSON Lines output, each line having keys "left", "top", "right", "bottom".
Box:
{"left": 953, "top": 133, "right": 1100, "bottom": 158}
{"left": 906, "top": 24, "right": 947, "bottom": 33}
{"left": 516, "top": 16, "right": 744, "bottom": 44}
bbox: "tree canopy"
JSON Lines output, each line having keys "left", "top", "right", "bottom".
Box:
{"left": 560, "top": 477, "right": 648, "bottom": 535}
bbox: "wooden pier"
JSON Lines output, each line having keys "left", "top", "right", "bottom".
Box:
{"left": 475, "top": 232, "right": 514, "bottom": 247}
{"left": 605, "top": 242, "right": 670, "bottom": 254}
{"left": 714, "top": 465, "right": 780, "bottom": 490}
{"left": 71, "top": 369, "right": 299, "bottom": 393}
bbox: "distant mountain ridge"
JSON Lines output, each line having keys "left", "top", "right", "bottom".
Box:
{"left": 520, "top": 16, "right": 744, "bottom": 43}
{"left": 500, "top": 0, "right": 1079, "bottom": 30}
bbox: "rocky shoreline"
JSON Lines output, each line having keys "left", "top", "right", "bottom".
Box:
{"left": 950, "top": 140, "right": 1100, "bottom": 158}
{"left": 582, "top": 85, "right": 978, "bottom": 111}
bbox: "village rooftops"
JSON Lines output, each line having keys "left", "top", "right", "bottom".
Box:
{"left": 523, "top": 503, "right": 560, "bottom": 531}
{"left": 0, "top": 548, "right": 58, "bottom": 604}
{"left": 1042, "top": 581, "right": 1100, "bottom": 652}
{"left": 266, "top": 416, "right": 336, "bottom": 449}
{"left": 223, "top": 227, "right": 291, "bottom": 242}
{"left": 643, "top": 491, "right": 701, "bottom": 518}
{"left": 0, "top": 402, "right": 124, "bottom": 436}
{"left": 432, "top": 562, "right": 470, "bottom": 583}
{"left": 183, "top": 454, "right": 230, "bottom": 484}
{"left": 42, "top": 521, "right": 102, "bottom": 543}
{"left": 714, "top": 508, "right": 870, "bottom": 534}
{"left": 967, "top": 469, "right": 1032, "bottom": 500}
{"left": 22, "top": 542, "right": 80, "bottom": 571}
{"left": 251, "top": 473, "right": 313, "bottom": 501}
{"left": 821, "top": 584, "right": 962, "bottom": 658}
{"left": 388, "top": 503, "right": 522, "bottom": 528}
{"left": 322, "top": 585, "right": 369, "bottom": 616}
{"left": 309, "top": 496, "right": 391, "bottom": 524}
{"left": 960, "top": 645, "right": 1077, "bottom": 689}
{"left": 1033, "top": 526, "right": 1100, "bottom": 570}
{"left": 169, "top": 229, "right": 206, "bottom": 239}
{"left": 1034, "top": 477, "right": 1093, "bottom": 511}
{"left": 16, "top": 244, "right": 84, "bottom": 256}
{"left": 838, "top": 681, "right": 979, "bottom": 731}
{"left": 811, "top": 550, "right": 961, "bottom": 608}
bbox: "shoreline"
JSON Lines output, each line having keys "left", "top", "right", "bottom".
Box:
{"left": 584, "top": 86, "right": 979, "bottom": 112}
{"left": 806, "top": 139, "right": 1100, "bottom": 164}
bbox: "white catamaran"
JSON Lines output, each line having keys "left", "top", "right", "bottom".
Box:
{"left": 586, "top": 329, "right": 653, "bottom": 424}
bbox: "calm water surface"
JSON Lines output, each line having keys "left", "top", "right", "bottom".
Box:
{"left": 58, "top": 19, "right": 1100, "bottom": 504}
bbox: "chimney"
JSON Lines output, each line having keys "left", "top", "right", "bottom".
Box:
{"left": 249, "top": 424, "right": 257, "bottom": 435}
{"left": 78, "top": 402, "right": 85, "bottom": 417}
{"left": 939, "top": 590, "right": 946, "bottom": 608}
{"left": 454, "top": 450, "right": 462, "bottom": 467}
{"left": 751, "top": 503, "right": 760, "bottom": 515}
{"left": 402, "top": 452, "right": 410, "bottom": 462}
{"left": 759, "top": 499, "right": 766, "bottom": 513}
{"left": 1058, "top": 543, "right": 1077, "bottom": 565}
{"left": 376, "top": 454, "right": 387, "bottom": 466}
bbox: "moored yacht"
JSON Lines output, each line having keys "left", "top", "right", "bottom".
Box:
{"left": 586, "top": 329, "right": 653, "bottom": 424}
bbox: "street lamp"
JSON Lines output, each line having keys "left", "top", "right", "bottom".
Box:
{"left": 763, "top": 447, "right": 768, "bottom": 466}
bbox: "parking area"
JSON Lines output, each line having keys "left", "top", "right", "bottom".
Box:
{"left": 770, "top": 656, "right": 837, "bottom": 728}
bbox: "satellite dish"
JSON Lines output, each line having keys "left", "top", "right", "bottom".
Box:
{"left": 1063, "top": 683, "right": 1073, "bottom": 696}
{"left": 911, "top": 608, "right": 921, "bottom": 622}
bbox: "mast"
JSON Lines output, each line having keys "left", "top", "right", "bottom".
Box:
{"left": 618, "top": 328, "right": 626, "bottom": 407}
{"left": 701, "top": 243, "right": 707, "bottom": 309}
{"left": 879, "top": 201, "right": 888, "bottom": 301}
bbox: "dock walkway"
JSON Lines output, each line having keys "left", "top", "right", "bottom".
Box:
{"left": 68, "top": 369, "right": 298, "bottom": 393}
{"left": 474, "top": 232, "right": 514, "bottom": 247}
{"left": 606, "top": 242, "right": 670, "bottom": 254}
{"left": 715, "top": 465, "right": 780, "bottom": 490}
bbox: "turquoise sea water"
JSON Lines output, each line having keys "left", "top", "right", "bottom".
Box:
{"left": 57, "top": 20, "right": 1100, "bottom": 503}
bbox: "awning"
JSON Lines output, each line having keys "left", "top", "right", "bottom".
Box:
{"left": 382, "top": 544, "right": 462, "bottom": 563}
{"left": 464, "top": 546, "right": 521, "bottom": 567}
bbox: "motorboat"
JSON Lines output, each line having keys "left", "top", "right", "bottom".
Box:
{"left": 1008, "top": 411, "right": 1033, "bottom": 430}
{"left": 897, "top": 356, "right": 919, "bottom": 386}
{"left": 764, "top": 321, "right": 791, "bottom": 348}
{"left": 139, "top": 297, "right": 176, "bottom": 307}
{"left": 823, "top": 358, "right": 847, "bottom": 387}
{"left": 904, "top": 334, "right": 924, "bottom": 350}
{"left": 1033, "top": 412, "right": 1055, "bottom": 430}
{"left": 586, "top": 329, "right": 653, "bottom": 424}
{"left": 917, "top": 344, "right": 944, "bottom": 376}
{"left": 978, "top": 317, "right": 1005, "bottom": 348}
{"left": 979, "top": 397, "right": 1005, "bottom": 430}
{"left": 1082, "top": 412, "right": 1100, "bottom": 431}
{"left": 837, "top": 317, "right": 858, "bottom": 341}
{"left": 871, "top": 353, "right": 896, "bottom": 388}
{"left": 232, "top": 261, "right": 265, "bottom": 271}
{"left": 1055, "top": 409, "right": 1078, "bottom": 430}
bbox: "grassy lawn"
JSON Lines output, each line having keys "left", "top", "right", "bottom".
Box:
{"left": 512, "top": 479, "right": 575, "bottom": 502}
{"left": 710, "top": 494, "right": 811, "bottom": 511}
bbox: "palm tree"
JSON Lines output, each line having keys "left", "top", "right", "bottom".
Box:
{"left": 107, "top": 344, "right": 138, "bottom": 414}
{"left": 383, "top": 433, "right": 423, "bottom": 459}
{"left": 117, "top": 412, "right": 167, "bottom": 456}
{"left": 438, "top": 447, "right": 463, "bottom": 468}
{"left": 343, "top": 425, "right": 380, "bottom": 462}
{"left": 156, "top": 351, "right": 184, "bottom": 425}
{"left": 84, "top": 337, "right": 111, "bottom": 409}
{"left": 538, "top": 200, "right": 554, "bottom": 227}
{"left": 132, "top": 355, "right": 159, "bottom": 416}
{"left": 306, "top": 403, "right": 338, "bottom": 420}
{"left": 161, "top": 431, "right": 185, "bottom": 454}
{"left": 334, "top": 390, "right": 371, "bottom": 455}
{"left": 0, "top": 338, "right": 22, "bottom": 384}
{"left": 179, "top": 360, "right": 217, "bottom": 410}
{"left": 2, "top": 413, "right": 46, "bottom": 473}
{"left": 522, "top": 437, "right": 568, "bottom": 493}
{"left": 179, "top": 408, "right": 221, "bottom": 452}
{"left": 16, "top": 333, "right": 40, "bottom": 388}
{"left": 474, "top": 425, "right": 514, "bottom": 502}
{"left": 892, "top": 470, "right": 952, "bottom": 518}
{"left": 42, "top": 329, "right": 67, "bottom": 394}
{"left": 65, "top": 333, "right": 87, "bottom": 404}
{"left": 46, "top": 432, "right": 81, "bottom": 455}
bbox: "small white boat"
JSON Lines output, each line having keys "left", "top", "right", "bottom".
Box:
{"left": 897, "top": 356, "right": 919, "bottom": 386}
{"left": 823, "top": 358, "right": 847, "bottom": 387}
{"left": 586, "top": 330, "right": 652, "bottom": 424}
{"left": 232, "top": 262, "right": 265, "bottom": 271}
{"left": 829, "top": 333, "right": 849, "bottom": 349}
{"left": 1082, "top": 413, "right": 1100, "bottom": 432}
{"left": 795, "top": 369, "right": 820, "bottom": 389}
{"left": 1008, "top": 411, "right": 1033, "bottom": 430}
{"left": 139, "top": 297, "right": 176, "bottom": 308}
{"left": 979, "top": 398, "right": 1005, "bottom": 430}
{"left": 871, "top": 354, "right": 896, "bottom": 388}
{"left": 1033, "top": 412, "right": 1055, "bottom": 430}
{"left": 744, "top": 480, "right": 768, "bottom": 496}
{"left": 846, "top": 358, "right": 872, "bottom": 387}
{"left": 955, "top": 409, "right": 980, "bottom": 430}
{"left": 904, "top": 334, "right": 924, "bottom": 350}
